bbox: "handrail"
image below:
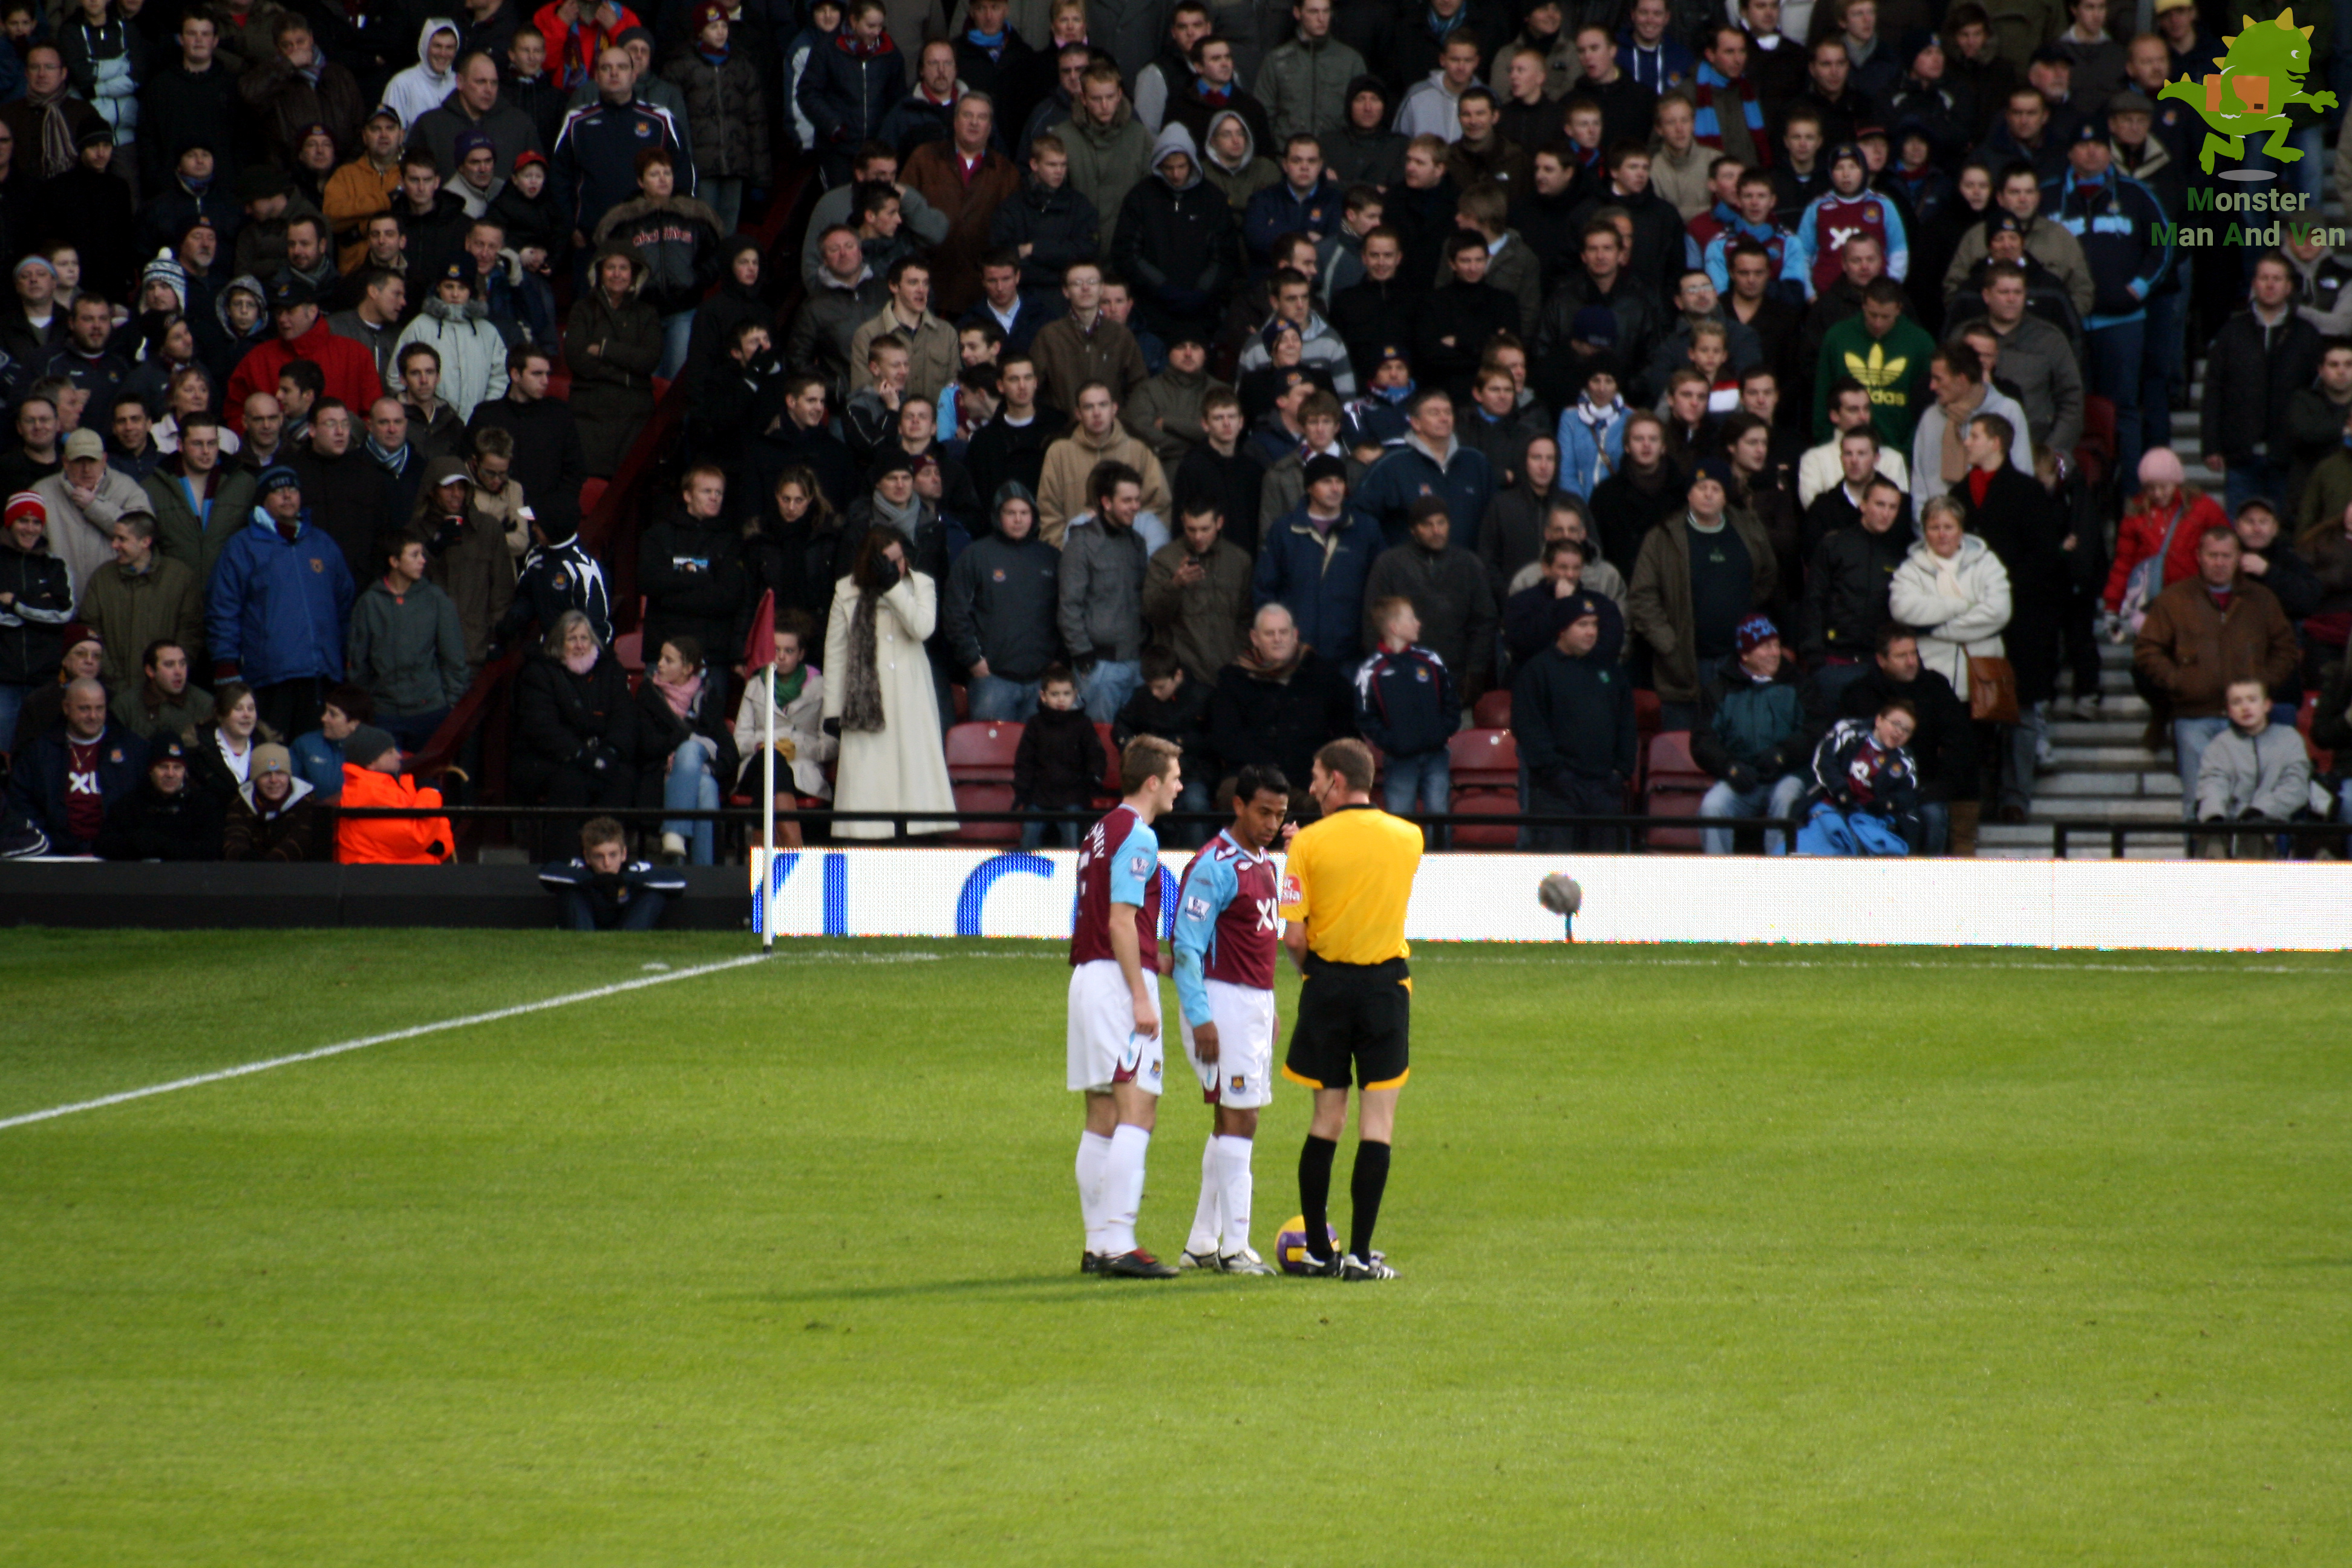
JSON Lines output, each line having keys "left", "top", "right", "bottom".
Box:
{"left": 2042, "top": 817, "right": 2345, "bottom": 859}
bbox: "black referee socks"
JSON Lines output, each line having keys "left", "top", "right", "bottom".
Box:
{"left": 1298, "top": 1135, "right": 1338, "bottom": 1261}
{"left": 1349, "top": 1140, "right": 1391, "bottom": 1263}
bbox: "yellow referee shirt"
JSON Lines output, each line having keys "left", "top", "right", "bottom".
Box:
{"left": 1278, "top": 804, "right": 1423, "bottom": 965}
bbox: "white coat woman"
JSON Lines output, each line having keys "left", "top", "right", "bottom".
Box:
{"left": 1889, "top": 496, "right": 2013, "bottom": 701}
{"left": 822, "top": 528, "right": 956, "bottom": 839}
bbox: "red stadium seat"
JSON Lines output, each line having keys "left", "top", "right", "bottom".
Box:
{"left": 1471, "top": 688, "right": 1511, "bottom": 730}
{"left": 952, "top": 682, "right": 969, "bottom": 722}
{"left": 950, "top": 782, "right": 1021, "bottom": 844}
{"left": 1448, "top": 788, "right": 1521, "bottom": 848}
{"left": 1642, "top": 731, "right": 1713, "bottom": 852}
{"left": 2298, "top": 692, "right": 2333, "bottom": 773}
{"left": 612, "top": 630, "right": 644, "bottom": 671}
{"left": 1446, "top": 727, "right": 1518, "bottom": 789}
{"left": 1635, "top": 687, "right": 1661, "bottom": 737}
{"left": 1095, "top": 722, "right": 1120, "bottom": 796}
{"left": 946, "top": 721, "right": 1023, "bottom": 782}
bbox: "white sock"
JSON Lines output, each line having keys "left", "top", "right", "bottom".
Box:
{"left": 1100, "top": 1123, "right": 1152, "bottom": 1256}
{"left": 1213, "top": 1134, "right": 1255, "bottom": 1256}
{"left": 1076, "top": 1130, "right": 1111, "bottom": 1253}
{"left": 1184, "top": 1134, "right": 1222, "bottom": 1256}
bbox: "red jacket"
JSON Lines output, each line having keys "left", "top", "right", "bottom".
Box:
{"left": 222, "top": 319, "right": 387, "bottom": 433}
{"left": 532, "top": 0, "right": 642, "bottom": 88}
{"left": 335, "top": 764, "right": 456, "bottom": 864}
{"left": 2105, "top": 489, "right": 2226, "bottom": 612}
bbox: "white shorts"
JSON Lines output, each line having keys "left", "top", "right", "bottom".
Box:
{"left": 1181, "top": 979, "right": 1278, "bottom": 1109}
{"left": 1067, "top": 959, "right": 1165, "bottom": 1096}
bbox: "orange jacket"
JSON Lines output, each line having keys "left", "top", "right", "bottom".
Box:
{"left": 335, "top": 765, "right": 456, "bottom": 864}
{"left": 322, "top": 157, "right": 402, "bottom": 272}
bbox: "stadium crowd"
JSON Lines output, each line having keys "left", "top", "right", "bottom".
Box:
{"left": 1, "top": 0, "right": 2350, "bottom": 869}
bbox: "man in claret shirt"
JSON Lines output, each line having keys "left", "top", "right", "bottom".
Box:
{"left": 1065, "top": 734, "right": 1186, "bottom": 1279}
{"left": 1171, "top": 763, "right": 1292, "bottom": 1276}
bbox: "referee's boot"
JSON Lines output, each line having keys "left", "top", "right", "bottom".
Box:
{"left": 1102, "top": 1248, "right": 1180, "bottom": 1278}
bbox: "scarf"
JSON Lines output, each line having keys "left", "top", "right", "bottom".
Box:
{"left": 1930, "top": 546, "right": 1965, "bottom": 600}
{"left": 872, "top": 488, "right": 923, "bottom": 537}
{"left": 840, "top": 591, "right": 887, "bottom": 732}
{"left": 1691, "top": 64, "right": 1768, "bottom": 169}
{"left": 1572, "top": 393, "right": 1625, "bottom": 433}
{"left": 365, "top": 436, "right": 410, "bottom": 475}
{"left": 652, "top": 668, "right": 701, "bottom": 721}
{"left": 1424, "top": 5, "right": 1465, "bottom": 44}
{"left": 24, "top": 82, "right": 75, "bottom": 178}
{"left": 1966, "top": 466, "right": 1993, "bottom": 505}
{"left": 1194, "top": 77, "right": 1230, "bottom": 103}
{"left": 774, "top": 664, "right": 806, "bottom": 706}
{"left": 563, "top": 647, "right": 598, "bottom": 676}
{"left": 965, "top": 25, "right": 1004, "bottom": 54}
{"left": 1234, "top": 643, "right": 1304, "bottom": 682}
{"left": 697, "top": 45, "right": 729, "bottom": 64}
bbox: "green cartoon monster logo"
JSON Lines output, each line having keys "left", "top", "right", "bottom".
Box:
{"left": 2158, "top": 8, "right": 2336, "bottom": 174}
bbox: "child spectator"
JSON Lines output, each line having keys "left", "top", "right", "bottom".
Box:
{"left": 1797, "top": 701, "right": 1923, "bottom": 856}
{"left": 222, "top": 743, "right": 325, "bottom": 862}
{"left": 2194, "top": 678, "right": 2312, "bottom": 861}
{"left": 1013, "top": 662, "right": 1102, "bottom": 848}
{"left": 1354, "top": 595, "right": 1458, "bottom": 835}
{"left": 333, "top": 725, "right": 456, "bottom": 864}
{"left": 538, "top": 815, "right": 689, "bottom": 930}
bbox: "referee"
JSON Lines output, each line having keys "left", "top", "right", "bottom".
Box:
{"left": 1277, "top": 738, "right": 1424, "bottom": 1280}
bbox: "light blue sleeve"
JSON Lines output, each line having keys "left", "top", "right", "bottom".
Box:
{"left": 1171, "top": 852, "right": 1236, "bottom": 1028}
{"left": 1882, "top": 200, "right": 1911, "bottom": 283}
{"left": 1702, "top": 232, "right": 1730, "bottom": 293}
{"left": 1108, "top": 818, "right": 1159, "bottom": 907}
{"left": 1784, "top": 200, "right": 1819, "bottom": 301}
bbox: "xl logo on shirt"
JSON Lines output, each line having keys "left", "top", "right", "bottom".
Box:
{"left": 1254, "top": 897, "right": 1279, "bottom": 932}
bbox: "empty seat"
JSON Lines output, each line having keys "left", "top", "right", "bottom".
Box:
{"left": 612, "top": 630, "right": 644, "bottom": 672}
{"left": 946, "top": 721, "right": 1024, "bottom": 782}
{"left": 1471, "top": 688, "right": 1511, "bottom": 730}
{"left": 1643, "top": 788, "right": 1708, "bottom": 852}
{"left": 1448, "top": 788, "right": 1521, "bottom": 849}
{"left": 1446, "top": 727, "right": 1518, "bottom": 789}
{"left": 950, "top": 781, "right": 1020, "bottom": 844}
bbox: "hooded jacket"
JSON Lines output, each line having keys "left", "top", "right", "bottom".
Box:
{"left": 383, "top": 18, "right": 463, "bottom": 128}
{"left": 564, "top": 246, "right": 663, "bottom": 468}
{"left": 391, "top": 294, "right": 514, "bottom": 422}
{"left": 206, "top": 508, "right": 358, "bottom": 688}
{"left": 1113, "top": 123, "right": 1240, "bottom": 341}
{"left": 223, "top": 773, "right": 322, "bottom": 861}
{"left": 1198, "top": 108, "right": 1279, "bottom": 214}
{"left": 1887, "top": 534, "right": 2013, "bottom": 701}
{"left": 1324, "top": 75, "right": 1405, "bottom": 190}
{"left": 943, "top": 506, "right": 1062, "bottom": 681}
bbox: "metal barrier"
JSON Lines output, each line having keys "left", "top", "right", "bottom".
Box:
{"left": 2043, "top": 818, "right": 2345, "bottom": 859}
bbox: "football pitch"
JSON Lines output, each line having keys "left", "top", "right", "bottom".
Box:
{"left": 3, "top": 928, "right": 2347, "bottom": 1566}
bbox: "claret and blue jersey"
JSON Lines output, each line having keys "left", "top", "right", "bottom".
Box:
{"left": 1171, "top": 830, "right": 1281, "bottom": 1028}
{"left": 1070, "top": 803, "right": 1162, "bottom": 972}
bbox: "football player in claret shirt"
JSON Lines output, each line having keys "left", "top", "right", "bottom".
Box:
{"left": 1067, "top": 734, "right": 1186, "bottom": 1279}
{"left": 1172, "top": 763, "right": 1293, "bottom": 1275}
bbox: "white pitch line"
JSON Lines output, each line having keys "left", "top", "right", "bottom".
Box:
{"left": 0, "top": 952, "right": 778, "bottom": 1133}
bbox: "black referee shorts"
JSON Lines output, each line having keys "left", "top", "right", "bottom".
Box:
{"left": 1283, "top": 955, "right": 1411, "bottom": 1092}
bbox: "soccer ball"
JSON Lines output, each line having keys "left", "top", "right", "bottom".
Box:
{"left": 1275, "top": 1215, "right": 1341, "bottom": 1274}
{"left": 1537, "top": 872, "right": 1583, "bottom": 916}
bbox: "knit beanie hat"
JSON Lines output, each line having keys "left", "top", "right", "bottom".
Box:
{"left": 140, "top": 250, "right": 188, "bottom": 312}
{"left": 2137, "top": 446, "right": 2184, "bottom": 489}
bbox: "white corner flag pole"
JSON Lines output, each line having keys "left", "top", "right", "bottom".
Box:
{"left": 761, "top": 660, "right": 777, "bottom": 955}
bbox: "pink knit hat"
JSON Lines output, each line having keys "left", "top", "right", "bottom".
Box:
{"left": 2138, "top": 447, "right": 2184, "bottom": 488}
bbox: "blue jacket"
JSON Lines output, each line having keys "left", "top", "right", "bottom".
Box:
{"left": 1615, "top": 31, "right": 1695, "bottom": 93}
{"left": 5, "top": 720, "right": 146, "bottom": 852}
{"left": 2041, "top": 168, "right": 2172, "bottom": 325}
{"left": 1555, "top": 399, "right": 1628, "bottom": 500}
{"left": 1354, "top": 641, "right": 1457, "bottom": 758}
{"left": 1351, "top": 434, "right": 1494, "bottom": 550}
{"left": 206, "top": 509, "right": 357, "bottom": 689}
{"left": 290, "top": 729, "right": 345, "bottom": 800}
{"left": 1253, "top": 502, "right": 1384, "bottom": 665}
{"left": 1241, "top": 174, "right": 1342, "bottom": 264}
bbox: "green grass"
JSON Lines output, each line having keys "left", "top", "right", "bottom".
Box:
{"left": 3, "top": 931, "right": 2348, "bottom": 1565}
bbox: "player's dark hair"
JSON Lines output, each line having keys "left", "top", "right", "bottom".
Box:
{"left": 1232, "top": 763, "right": 1289, "bottom": 807}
